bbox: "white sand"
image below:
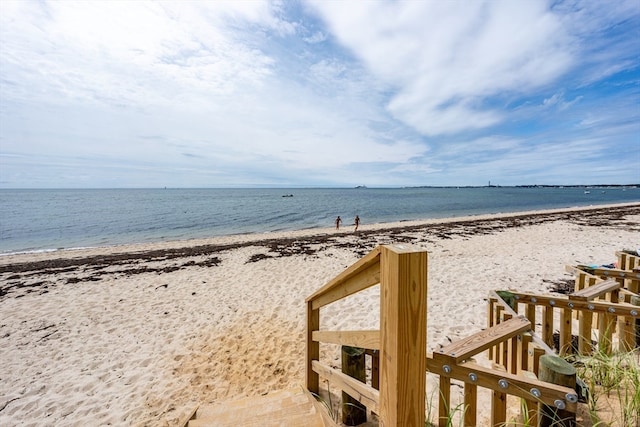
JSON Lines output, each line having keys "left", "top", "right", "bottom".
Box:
{"left": 0, "top": 204, "right": 638, "bottom": 426}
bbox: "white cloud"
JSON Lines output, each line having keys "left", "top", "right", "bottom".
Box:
{"left": 308, "top": 0, "right": 575, "bottom": 136}
{"left": 0, "top": 0, "right": 638, "bottom": 188}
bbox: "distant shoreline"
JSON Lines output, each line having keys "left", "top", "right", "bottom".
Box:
{"left": 1, "top": 183, "right": 639, "bottom": 190}
{"left": 407, "top": 184, "right": 640, "bottom": 189}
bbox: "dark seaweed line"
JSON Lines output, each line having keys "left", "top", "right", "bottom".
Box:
{"left": 1, "top": 204, "right": 638, "bottom": 275}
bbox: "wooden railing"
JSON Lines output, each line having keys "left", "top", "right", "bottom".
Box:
{"left": 306, "top": 245, "right": 589, "bottom": 426}
{"left": 617, "top": 249, "right": 640, "bottom": 272}
{"left": 306, "top": 244, "right": 428, "bottom": 426}
{"left": 431, "top": 293, "right": 578, "bottom": 427}
{"left": 561, "top": 253, "right": 640, "bottom": 354}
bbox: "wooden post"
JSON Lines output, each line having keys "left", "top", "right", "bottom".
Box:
{"left": 520, "top": 370, "right": 539, "bottom": 427}
{"left": 495, "top": 305, "right": 504, "bottom": 365}
{"left": 528, "top": 342, "right": 545, "bottom": 377}
{"left": 518, "top": 332, "right": 532, "bottom": 373}
{"left": 620, "top": 297, "right": 638, "bottom": 351}
{"left": 501, "top": 312, "right": 513, "bottom": 371}
{"left": 573, "top": 274, "right": 585, "bottom": 320}
{"left": 538, "top": 355, "right": 576, "bottom": 427}
{"left": 491, "top": 390, "right": 507, "bottom": 426}
{"left": 578, "top": 309, "right": 593, "bottom": 356}
{"left": 559, "top": 307, "right": 573, "bottom": 356}
{"left": 306, "top": 301, "right": 320, "bottom": 393}
{"left": 463, "top": 383, "right": 477, "bottom": 427}
{"left": 370, "top": 350, "right": 380, "bottom": 390}
{"left": 633, "top": 295, "right": 640, "bottom": 348}
{"left": 341, "top": 346, "right": 367, "bottom": 425}
{"left": 379, "top": 245, "right": 428, "bottom": 427}
{"left": 598, "top": 312, "right": 615, "bottom": 356}
{"left": 488, "top": 298, "right": 496, "bottom": 360}
{"left": 438, "top": 376, "right": 451, "bottom": 427}
{"left": 526, "top": 303, "right": 536, "bottom": 327}
{"left": 542, "top": 305, "right": 554, "bottom": 349}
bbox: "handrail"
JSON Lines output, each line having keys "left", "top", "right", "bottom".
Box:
{"left": 434, "top": 316, "right": 530, "bottom": 363}
{"left": 426, "top": 357, "right": 578, "bottom": 411}
{"left": 569, "top": 278, "right": 621, "bottom": 300}
{"left": 574, "top": 265, "right": 640, "bottom": 281}
{"left": 306, "top": 246, "right": 381, "bottom": 309}
{"left": 508, "top": 291, "right": 638, "bottom": 316}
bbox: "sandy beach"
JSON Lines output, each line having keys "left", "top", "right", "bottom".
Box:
{"left": 1, "top": 203, "right": 639, "bottom": 426}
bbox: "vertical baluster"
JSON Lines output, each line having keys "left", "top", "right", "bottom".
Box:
{"left": 438, "top": 377, "right": 451, "bottom": 427}
{"left": 578, "top": 308, "right": 593, "bottom": 355}
{"left": 543, "top": 305, "right": 554, "bottom": 349}
{"left": 464, "top": 383, "right": 477, "bottom": 427}
{"left": 559, "top": 307, "right": 573, "bottom": 356}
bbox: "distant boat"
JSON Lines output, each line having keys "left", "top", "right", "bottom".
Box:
{"left": 584, "top": 190, "right": 590, "bottom": 194}
{"left": 355, "top": 185, "right": 367, "bottom": 189}
{"left": 282, "top": 194, "right": 294, "bottom": 198}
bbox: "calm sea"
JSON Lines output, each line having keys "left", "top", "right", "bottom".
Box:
{"left": 1, "top": 187, "right": 638, "bottom": 254}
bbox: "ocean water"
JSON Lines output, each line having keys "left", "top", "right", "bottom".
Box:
{"left": 1, "top": 187, "right": 638, "bottom": 254}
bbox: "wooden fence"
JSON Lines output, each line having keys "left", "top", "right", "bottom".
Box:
{"left": 305, "top": 245, "right": 640, "bottom": 426}
{"left": 306, "top": 244, "right": 428, "bottom": 426}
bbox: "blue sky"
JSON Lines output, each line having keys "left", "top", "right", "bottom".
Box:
{"left": 1, "top": 0, "right": 639, "bottom": 188}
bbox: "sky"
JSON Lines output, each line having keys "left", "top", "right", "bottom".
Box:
{"left": 0, "top": 0, "right": 639, "bottom": 188}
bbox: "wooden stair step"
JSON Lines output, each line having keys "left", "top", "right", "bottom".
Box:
{"left": 187, "top": 388, "right": 333, "bottom": 427}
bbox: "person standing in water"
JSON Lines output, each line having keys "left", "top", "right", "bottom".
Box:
{"left": 335, "top": 216, "right": 342, "bottom": 229}
{"left": 354, "top": 215, "right": 360, "bottom": 231}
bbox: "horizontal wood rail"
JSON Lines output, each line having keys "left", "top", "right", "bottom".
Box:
{"left": 312, "top": 360, "right": 380, "bottom": 413}
{"left": 569, "top": 278, "right": 621, "bottom": 301}
{"left": 492, "top": 285, "right": 639, "bottom": 357}
{"left": 566, "top": 262, "right": 640, "bottom": 303}
{"left": 311, "top": 330, "right": 379, "bottom": 349}
{"left": 306, "top": 249, "right": 637, "bottom": 425}
{"left": 306, "top": 244, "right": 427, "bottom": 426}
{"left": 436, "top": 316, "right": 530, "bottom": 363}
{"left": 434, "top": 292, "right": 581, "bottom": 426}
{"left": 508, "top": 291, "right": 639, "bottom": 316}
{"left": 575, "top": 266, "right": 640, "bottom": 281}
{"left": 426, "top": 358, "right": 578, "bottom": 411}
{"left": 306, "top": 246, "right": 381, "bottom": 310}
